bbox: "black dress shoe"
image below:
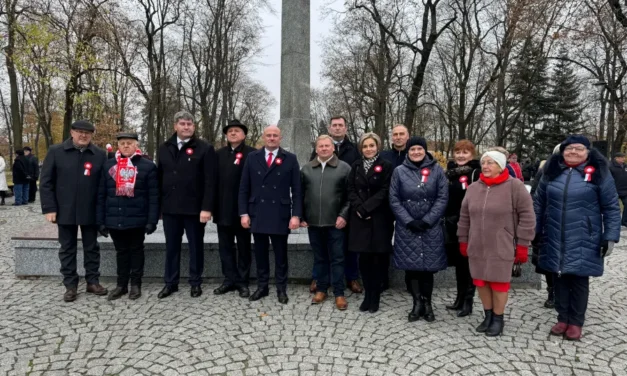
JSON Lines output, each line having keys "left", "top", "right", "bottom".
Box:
{"left": 277, "top": 291, "right": 289, "bottom": 304}
{"left": 107, "top": 286, "right": 128, "bottom": 301}
{"left": 129, "top": 285, "right": 141, "bottom": 300}
{"left": 237, "top": 286, "right": 250, "bottom": 298}
{"left": 213, "top": 284, "right": 237, "bottom": 295}
{"left": 249, "top": 288, "right": 269, "bottom": 301}
{"left": 190, "top": 285, "right": 203, "bottom": 298}
{"left": 157, "top": 285, "right": 178, "bottom": 299}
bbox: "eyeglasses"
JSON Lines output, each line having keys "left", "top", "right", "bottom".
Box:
{"left": 564, "top": 146, "right": 587, "bottom": 152}
{"left": 481, "top": 160, "right": 497, "bottom": 166}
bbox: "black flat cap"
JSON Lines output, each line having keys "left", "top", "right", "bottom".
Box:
{"left": 615, "top": 152, "right": 626, "bottom": 158}
{"left": 23, "top": 146, "right": 32, "bottom": 152}
{"left": 71, "top": 120, "right": 95, "bottom": 132}
{"left": 116, "top": 132, "right": 138, "bottom": 140}
{"left": 223, "top": 119, "right": 248, "bottom": 135}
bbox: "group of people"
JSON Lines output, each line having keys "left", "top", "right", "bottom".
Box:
{"left": 0, "top": 147, "right": 39, "bottom": 206}
{"left": 38, "top": 112, "right": 620, "bottom": 342}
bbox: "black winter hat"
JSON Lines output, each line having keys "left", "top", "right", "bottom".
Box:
{"left": 560, "top": 135, "right": 591, "bottom": 152}
{"left": 71, "top": 120, "right": 95, "bottom": 132}
{"left": 116, "top": 132, "right": 139, "bottom": 140}
{"left": 223, "top": 119, "right": 248, "bottom": 135}
{"left": 405, "top": 136, "right": 428, "bottom": 152}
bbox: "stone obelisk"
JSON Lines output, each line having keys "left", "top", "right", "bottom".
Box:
{"left": 278, "top": 0, "right": 311, "bottom": 166}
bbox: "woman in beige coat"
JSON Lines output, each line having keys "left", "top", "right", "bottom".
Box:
{"left": 457, "top": 150, "right": 535, "bottom": 336}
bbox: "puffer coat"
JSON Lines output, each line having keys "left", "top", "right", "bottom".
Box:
{"left": 389, "top": 154, "right": 449, "bottom": 271}
{"left": 534, "top": 149, "right": 621, "bottom": 277}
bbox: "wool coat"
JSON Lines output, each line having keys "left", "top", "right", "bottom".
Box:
{"left": 457, "top": 176, "right": 536, "bottom": 282}
{"left": 534, "top": 149, "right": 620, "bottom": 277}
{"left": 346, "top": 156, "right": 394, "bottom": 253}
{"left": 389, "top": 154, "right": 449, "bottom": 271}
{"left": 40, "top": 139, "right": 107, "bottom": 225}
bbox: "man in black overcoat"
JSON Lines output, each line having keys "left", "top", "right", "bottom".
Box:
{"left": 156, "top": 111, "right": 217, "bottom": 299}
{"left": 23, "top": 146, "right": 39, "bottom": 203}
{"left": 39, "top": 120, "right": 108, "bottom": 302}
{"left": 239, "top": 125, "right": 302, "bottom": 304}
{"left": 213, "top": 119, "right": 256, "bottom": 298}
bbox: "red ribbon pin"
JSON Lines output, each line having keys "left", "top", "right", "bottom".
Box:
{"left": 459, "top": 175, "right": 468, "bottom": 190}
{"left": 275, "top": 157, "right": 283, "bottom": 165}
{"left": 421, "top": 168, "right": 430, "bottom": 183}
{"left": 584, "top": 166, "right": 595, "bottom": 182}
{"left": 186, "top": 148, "right": 194, "bottom": 156}
{"left": 84, "top": 162, "right": 92, "bottom": 176}
{"left": 374, "top": 165, "right": 382, "bottom": 173}
{"left": 234, "top": 152, "right": 243, "bottom": 165}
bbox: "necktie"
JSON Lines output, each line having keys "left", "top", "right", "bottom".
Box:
{"left": 267, "top": 152, "right": 273, "bottom": 167}
{"left": 178, "top": 141, "right": 183, "bottom": 150}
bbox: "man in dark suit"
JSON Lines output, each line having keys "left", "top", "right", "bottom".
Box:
{"left": 40, "top": 120, "right": 108, "bottom": 302}
{"left": 309, "top": 116, "right": 362, "bottom": 294}
{"left": 239, "top": 125, "right": 302, "bottom": 304}
{"left": 213, "top": 119, "right": 256, "bottom": 298}
{"left": 23, "top": 146, "right": 39, "bottom": 203}
{"left": 156, "top": 110, "right": 217, "bottom": 299}
{"left": 380, "top": 124, "right": 409, "bottom": 168}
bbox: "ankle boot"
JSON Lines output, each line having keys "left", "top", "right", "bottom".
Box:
{"left": 359, "top": 291, "right": 371, "bottom": 312}
{"left": 544, "top": 287, "right": 555, "bottom": 309}
{"left": 408, "top": 280, "right": 422, "bottom": 322}
{"left": 446, "top": 279, "right": 465, "bottom": 310}
{"left": 369, "top": 290, "right": 380, "bottom": 313}
{"left": 422, "top": 296, "right": 435, "bottom": 322}
{"left": 458, "top": 285, "right": 475, "bottom": 317}
{"left": 486, "top": 313, "right": 504, "bottom": 336}
{"left": 476, "top": 309, "right": 493, "bottom": 332}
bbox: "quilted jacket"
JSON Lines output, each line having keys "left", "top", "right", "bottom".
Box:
{"left": 534, "top": 149, "right": 621, "bottom": 277}
{"left": 389, "top": 154, "right": 449, "bottom": 271}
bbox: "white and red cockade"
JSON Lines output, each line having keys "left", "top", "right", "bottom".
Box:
{"left": 84, "top": 162, "right": 93, "bottom": 176}
{"left": 459, "top": 175, "right": 468, "bottom": 190}
{"left": 421, "top": 168, "right": 430, "bottom": 183}
{"left": 584, "top": 166, "right": 595, "bottom": 182}
{"left": 234, "top": 152, "right": 243, "bottom": 165}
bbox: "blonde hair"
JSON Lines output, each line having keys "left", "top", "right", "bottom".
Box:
{"left": 315, "top": 134, "right": 334, "bottom": 147}
{"left": 488, "top": 146, "right": 509, "bottom": 158}
{"left": 359, "top": 132, "right": 382, "bottom": 152}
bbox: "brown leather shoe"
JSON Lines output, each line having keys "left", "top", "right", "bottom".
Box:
{"left": 335, "top": 296, "right": 348, "bottom": 310}
{"left": 86, "top": 283, "right": 108, "bottom": 296}
{"left": 311, "top": 292, "right": 327, "bottom": 304}
{"left": 64, "top": 287, "right": 77, "bottom": 302}
{"left": 309, "top": 280, "right": 317, "bottom": 293}
{"left": 348, "top": 280, "right": 363, "bottom": 293}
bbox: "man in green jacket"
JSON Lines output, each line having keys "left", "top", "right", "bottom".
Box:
{"left": 300, "top": 135, "right": 352, "bottom": 310}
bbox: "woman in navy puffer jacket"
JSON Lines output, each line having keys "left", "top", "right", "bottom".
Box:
{"left": 534, "top": 135, "right": 620, "bottom": 341}
{"left": 390, "top": 137, "right": 448, "bottom": 323}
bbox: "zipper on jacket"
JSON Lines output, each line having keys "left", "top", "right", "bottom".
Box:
{"left": 559, "top": 168, "right": 573, "bottom": 277}
{"left": 481, "top": 186, "right": 490, "bottom": 251}
{"left": 319, "top": 166, "right": 324, "bottom": 223}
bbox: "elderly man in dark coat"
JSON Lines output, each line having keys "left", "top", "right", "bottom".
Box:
{"left": 40, "top": 120, "right": 108, "bottom": 302}
{"left": 12, "top": 150, "right": 30, "bottom": 206}
{"left": 97, "top": 132, "right": 159, "bottom": 301}
{"left": 239, "top": 125, "right": 302, "bottom": 304}
{"left": 23, "top": 146, "right": 39, "bottom": 203}
{"left": 156, "top": 111, "right": 217, "bottom": 299}
{"left": 213, "top": 119, "right": 256, "bottom": 298}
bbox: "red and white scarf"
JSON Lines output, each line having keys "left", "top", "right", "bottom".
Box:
{"left": 109, "top": 149, "right": 142, "bottom": 197}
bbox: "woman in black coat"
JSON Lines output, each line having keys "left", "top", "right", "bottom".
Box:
{"left": 347, "top": 132, "right": 394, "bottom": 313}
{"left": 96, "top": 133, "right": 159, "bottom": 301}
{"left": 444, "top": 140, "right": 481, "bottom": 317}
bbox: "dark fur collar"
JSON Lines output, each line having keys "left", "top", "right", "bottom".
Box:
{"left": 446, "top": 159, "right": 481, "bottom": 179}
{"left": 543, "top": 148, "right": 609, "bottom": 182}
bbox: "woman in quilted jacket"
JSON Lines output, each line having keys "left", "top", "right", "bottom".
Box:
{"left": 390, "top": 137, "right": 448, "bottom": 322}
{"left": 534, "top": 135, "right": 620, "bottom": 340}
{"left": 457, "top": 150, "right": 535, "bottom": 336}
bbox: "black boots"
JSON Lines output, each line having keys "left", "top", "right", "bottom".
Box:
{"left": 408, "top": 279, "right": 434, "bottom": 322}
{"left": 544, "top": 287, "right": 555, "bottom": 309}
{"left": 446, "top": 295, "right": 463, "bottom": 310}
{"left": 458, "top": 285, "right": 475, "bottom": 317}
{"left": 359, "top": 291, "right": 371, "bottom": 312}
{"left": 476, "top": 309, "right": 493, "bottom": 332}
{"left": 422, "top": 296, "right": 435, "bottom": 322}
{"left": 486, "top": 314, "right": 504, "bottom": 336}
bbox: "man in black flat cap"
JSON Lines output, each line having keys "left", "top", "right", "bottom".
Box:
{"left": 213, "top": 120, "right": 257, "bottom": 298}
{"left": 97, "top": 132, "right": 159, "bottom": 301}
{"left": 23, "top": 146, "right": 39, "bottom": 203}
{"left": 40, "top": 120, "right": 108, "bottom": 302}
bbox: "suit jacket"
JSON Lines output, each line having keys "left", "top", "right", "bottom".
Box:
{"left": 238, "top": 147, "right": 302, "bottom": 235}
{"left": 157, "top": 133, "right": 217, "bottom": 216}
{"left": 39, "top": 139, "right": 107, "bottom": 225}
{"left": 213, "top": 142, "right": 257, "bottom": 226}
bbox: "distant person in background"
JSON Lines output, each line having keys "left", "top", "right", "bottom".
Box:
{"left": 23, "top": 146, "right": 39, "bottom": 203}
{"left": 0, "top": 152, "right": 7, "bottom": 205}
{"left": 609, "top": 152, "right": 627, "bottom": 227}
{"left": 508, "top": 153, "right": 524, "bottom": 182}
{"left": 12, "top": 150, "right": 30, "bottom": 206}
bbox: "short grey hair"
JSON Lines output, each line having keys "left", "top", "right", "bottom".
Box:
{"left": 174, "top": 110, "right": 194, "bottom": 124}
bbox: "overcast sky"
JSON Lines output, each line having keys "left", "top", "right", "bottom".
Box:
{"left": 253, "top": 0, "right": 343, "bottom": 122}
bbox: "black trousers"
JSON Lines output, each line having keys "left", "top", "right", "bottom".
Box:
{"left": 109, "top": 228, "right": 145, "bottom": 287}
{"left": 253, "top": 233, "right": 288, "bottom": 292}
{"left": 406, "top": 270, "right": 435, "bottom": 299}
{"left": 28, "top": 180, "right": 37, "bottom": 202}
{"left": 217, "top": 224, "right": 252, "bottom": 288}
{"left": 359, "top": 253, "right": 387, "bottom": 295}
{"left": 162, "top": 214, "right": 206, "bottom": 287}
{"left": 58, "top": 225, "right": 100, "bottom": 287}
{"left": 554, "top": 274, "right": 589, "bottom": 326}
{"left": 454, "top": 256, "right": 473, "bottom": 294}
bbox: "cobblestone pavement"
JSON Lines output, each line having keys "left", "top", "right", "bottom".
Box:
{"left": 0, "top": 198, "right": 626, "bottom": 376}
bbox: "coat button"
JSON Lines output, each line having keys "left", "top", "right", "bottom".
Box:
{"left": 262, "top": 185, "right": 265, "bottom": 188}
{"left": 173, "top": 171, "right": 177, "bottom": 174}
{"left": 261, "top": 199, "right": 265, "bottom": 202}
{"left": 272, "top": 200, "right": 276, "bottom": 204}
{"left": 119, "top": 208, "right": 122, "bottom": 211}
{"left": 258, "top": 171, "right": 261, "bottom": 175}
{"left": 273, "top": 186, "right": 276, "bottom": 189}
{"left": 277, "top": 172, "right": 281, "bottom": 175}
